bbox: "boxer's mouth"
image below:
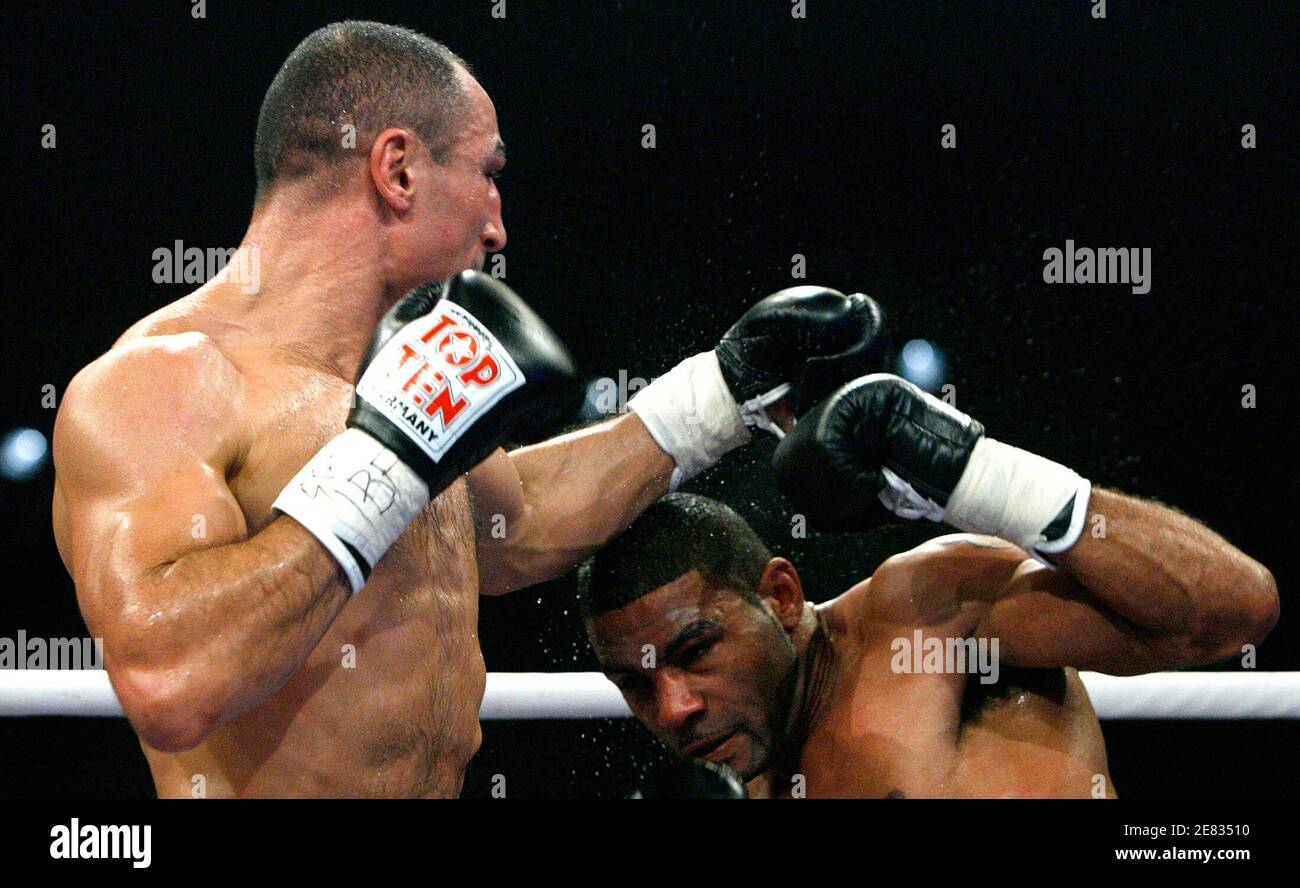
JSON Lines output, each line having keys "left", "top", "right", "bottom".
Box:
{"left": 683, "top": 730, "right": 736, "bottom": 760}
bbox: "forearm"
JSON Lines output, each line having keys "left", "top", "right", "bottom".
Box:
{"left": 109, "top": 517, "right": 351, "bottom": 749}
{"left": 772, "top": 374, "right": 1281, "bottom": 671}
{"left": 480, "top": 284, "right": 887, "bottom": 593}
{"left": 483, "top": 413, "right": 673, "bottom": 593}
{"left": 1055, "top": 487, "right": 1278, "bottom": 656}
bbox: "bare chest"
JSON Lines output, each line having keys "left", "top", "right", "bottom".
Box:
{"left": 229, "top": 361, "right": 476, "bottom": 566}
{"left": 198, "top": 361, "right": 485, "bottom": 794}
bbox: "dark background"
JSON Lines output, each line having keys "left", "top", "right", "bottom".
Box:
{"left": 1, "top": 0, "right": 1295, "bottom": 797}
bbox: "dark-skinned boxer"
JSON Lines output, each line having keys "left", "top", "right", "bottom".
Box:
{"left": 583, "top": 375, "right": 1277, "bottom": 797}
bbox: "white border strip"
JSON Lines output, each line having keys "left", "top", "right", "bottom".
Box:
{"left": 0, "top": 670, "right": 1297, "bottom": 720}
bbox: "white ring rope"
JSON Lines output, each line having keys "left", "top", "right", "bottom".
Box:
{"left": 0, "top": 670, "right": 1297, "bottom": 720}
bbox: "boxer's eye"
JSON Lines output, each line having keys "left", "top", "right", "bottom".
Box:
{"left": 679, "top": 641, "right": 713, "bottom": 666}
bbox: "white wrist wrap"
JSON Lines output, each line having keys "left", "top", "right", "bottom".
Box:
{"left": 942, "top": 437, "right": 1092, "bottom": 562}
{"left": 273, "top": 428, "right": 430, "bottom": 594}
{"left": 628, "top": 351, "right": 751, "bottom": 491}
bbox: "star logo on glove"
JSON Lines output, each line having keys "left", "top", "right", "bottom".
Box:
{"left": 438, "top": 331, "right": 478, "bottom": 366}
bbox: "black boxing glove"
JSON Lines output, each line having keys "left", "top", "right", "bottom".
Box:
{"left": 349, "top": 271, "right": 582, "bottom": 472}
{"left": 630, "top": 285, "right": 887, "bottom": 490}
{"left": 716, "top": 286, "right": 888, "bottom": 415}
{"left": 772, "top": 374, "right": 1091, "bottom": 566}
{"left": 274, "top": 271, "right": 581, "bottom": 593}
{"left": 629, "top": 760, "right": 749, "bottom": 799}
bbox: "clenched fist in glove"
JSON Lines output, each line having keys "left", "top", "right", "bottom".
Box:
{"left": 772, "top": 374, "right": 1091, "bottom": 566}
{"left": 629, "top": 285, "right": 889, "bottom": 490}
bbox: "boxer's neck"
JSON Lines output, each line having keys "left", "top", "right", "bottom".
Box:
{"left": 770, "top": 604, "right": 837, "bottom": 780}
{"left": 195, "top": 187, "right": 441, "bottom": 380}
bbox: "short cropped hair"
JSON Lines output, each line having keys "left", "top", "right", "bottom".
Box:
{"left": 579, "top": 493, "right": 773, "bottom": 617}
{"left": 253, "top": 21, "right": 471, "bottom": 203}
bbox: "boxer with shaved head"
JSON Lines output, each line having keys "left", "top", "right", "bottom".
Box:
{"left": 52, "top": 20, "right": 890, "bottom": 797}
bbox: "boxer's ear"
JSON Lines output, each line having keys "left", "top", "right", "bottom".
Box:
{"left": 369, "top": 127, "right": 419, "bottom": 213}
{"left": 757, "top": 557, "right": 804, "bottom": 630}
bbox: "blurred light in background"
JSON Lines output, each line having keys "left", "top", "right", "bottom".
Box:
{"left": 581, "top": 377, "right": 616, "bottom": 422}
{"left": 898, "top": 338, "right": 945, "bottom": 391}
{"left": 0, "top": 427, "right": 49, "bottom": 481}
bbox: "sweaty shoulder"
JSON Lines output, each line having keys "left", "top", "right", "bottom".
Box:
{"left": 838, "top": 534, "right": 1030, "bottom": 632}
{"left": 55, "top": 332, "right": 246, "bottom": 498}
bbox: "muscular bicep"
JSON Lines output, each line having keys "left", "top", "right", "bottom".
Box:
{"left": 54, "top": 337, "right": 247, "bottom": 638}
{"left": 869, "top": 534, "right": 1180, "bottom": 675}
{"left": 977, "top": 558, "right": 1186, "bottom": 675}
